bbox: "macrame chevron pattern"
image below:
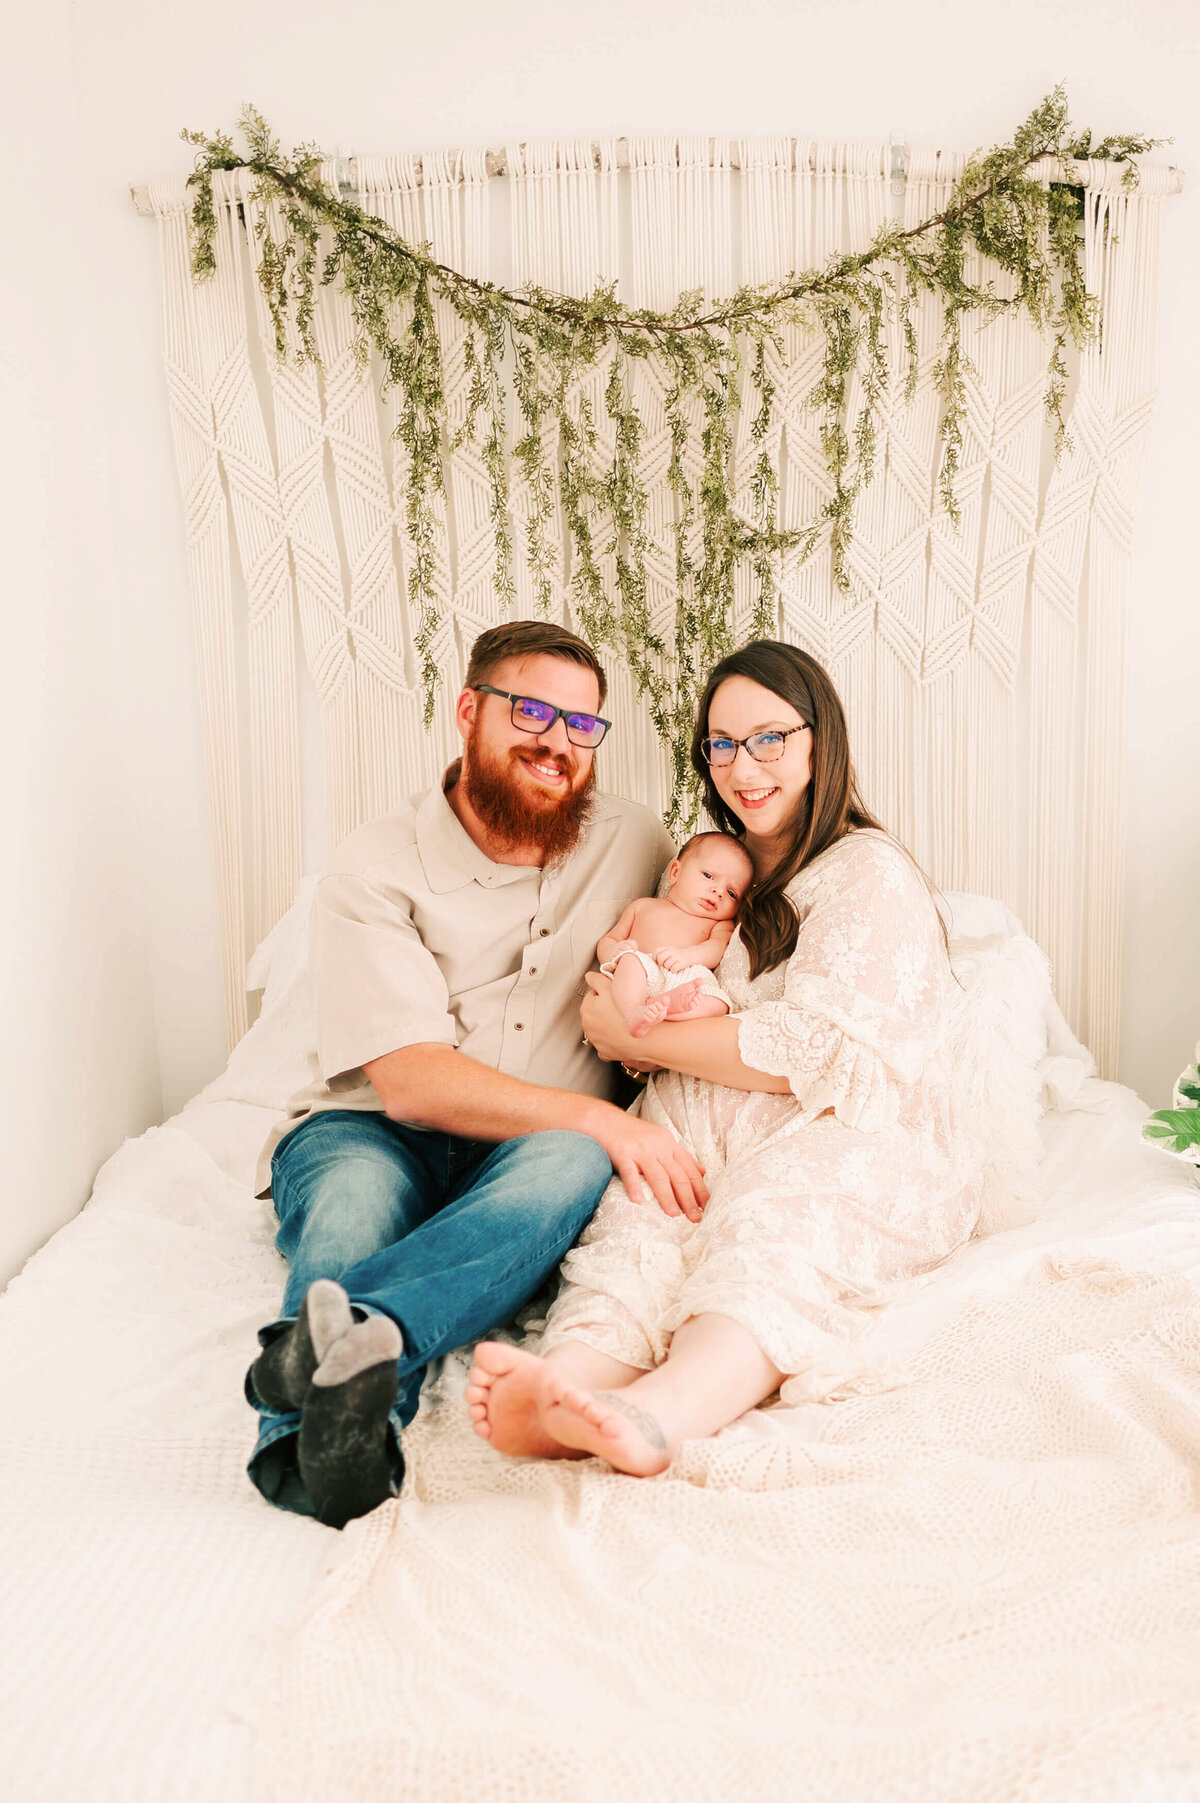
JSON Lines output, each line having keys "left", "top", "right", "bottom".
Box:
{"left": 149, "top": 144, "right": 1171, "bottom": 1075}
{"left": 152, "top": 180, "right": 295, "bottom": 1043}
{"left": 1025, "top": 175, "right": 1167, "bottom": 1073}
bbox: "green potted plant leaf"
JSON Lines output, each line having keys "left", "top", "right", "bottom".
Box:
{"left": 1142, "top": 1045, "right": 1200, "bottom": 1166}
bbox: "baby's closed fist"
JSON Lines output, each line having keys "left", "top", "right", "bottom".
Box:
{"left": 655, "top": 948, "right": 690, "bottom": 973}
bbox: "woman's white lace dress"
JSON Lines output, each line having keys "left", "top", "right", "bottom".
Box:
{"left": 541, "top": 828, "right": 981, "bottom": 1401}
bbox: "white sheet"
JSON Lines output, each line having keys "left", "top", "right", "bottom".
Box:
{"left": 0, "top": 1075, "right": 1197, "bottom": 1802}
{"left": 251, "top": 1077, "right": 1200, "bottom": 1803}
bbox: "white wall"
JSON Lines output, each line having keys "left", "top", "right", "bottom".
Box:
{"left": 0, "top": 6, "right": 164, "bottom": 1284}
{"left": 4, "top": 0, "right": 1197, "bottom": 1276}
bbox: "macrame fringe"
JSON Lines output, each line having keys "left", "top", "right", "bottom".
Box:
{"left": 149, "top": 145, "right": 1168, "bottom": 1074}
{"left": 1025, "top": 173, "right": 1164, "bottom": 1074}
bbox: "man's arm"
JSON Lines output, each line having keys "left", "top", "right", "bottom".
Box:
{"left": 362, "top": 1044, "right": 709, "bottom": 1221}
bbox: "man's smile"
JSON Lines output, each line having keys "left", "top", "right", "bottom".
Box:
{"left": 518, "top": 752, "right": 570, "bottom": 788}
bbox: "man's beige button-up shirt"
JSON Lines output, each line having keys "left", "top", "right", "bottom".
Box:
{"left": 255, "top": 769, "right": 675, "bottom": 1194}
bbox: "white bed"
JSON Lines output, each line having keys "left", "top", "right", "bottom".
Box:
{"left": 2, "top": 900, "right": 1198, "bottom": 1803}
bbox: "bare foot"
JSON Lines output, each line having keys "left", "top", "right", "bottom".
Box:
{"left": 629, "top": 980, "right": 701, "bottom": 1038}
{"left": 466, "top": 1342, "right": 586, "bottom": 1459}
{"left": 468, "top": 1344, "right": 674, "bottom": 1475}
{"left": 542, "top": 1385, "right": 674, "bottom": 1477}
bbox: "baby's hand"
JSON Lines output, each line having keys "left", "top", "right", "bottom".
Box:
{"left": 655, "top": 947, "right": 691, "bottom": 974}
{"left": 606, "top": 938, "right": 640, "bottom": 960}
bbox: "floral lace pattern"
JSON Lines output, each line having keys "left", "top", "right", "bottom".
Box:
{"left": 542, "top": 830, "right": 981, "bottom": 1397}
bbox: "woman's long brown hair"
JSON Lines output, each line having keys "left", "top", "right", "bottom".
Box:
{"left": 691, "top": 640, "right": 909, "bottom": 980}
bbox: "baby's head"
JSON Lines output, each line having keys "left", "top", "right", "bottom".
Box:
{"left": 666, "top": 832, "right": 754, "bottom": 922}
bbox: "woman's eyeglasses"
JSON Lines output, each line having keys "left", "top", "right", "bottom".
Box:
{"left": 473, "top": 685, "right": 612, "bottom": 748}
{"left": 701, "top": 723, "right": 811, "bottom": 767}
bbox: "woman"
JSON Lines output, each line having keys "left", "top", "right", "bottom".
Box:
{"left": 466, "top": 640, "right": 979, "bottom": 1476}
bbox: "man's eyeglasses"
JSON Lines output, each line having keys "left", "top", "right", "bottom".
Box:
{"left": 701, "top": 723, "right": 811, "bottom": 767}
{"left": 473, "top": 685, "right": 612, "bottom": 749}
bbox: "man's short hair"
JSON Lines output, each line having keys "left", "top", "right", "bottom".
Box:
{"left": 464, "top": 620, "right": 608, "bottom": 709}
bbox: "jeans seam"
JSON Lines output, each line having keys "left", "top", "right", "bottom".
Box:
{"left": 403, "top": 1207, "right": 597, "bottom": 1354}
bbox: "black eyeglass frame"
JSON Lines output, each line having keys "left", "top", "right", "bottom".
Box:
{"left": 700, "top": 722, "right": 811, "bottom": 766}
{"left": 472, "top": 684, "right": 613, "bottom": 747}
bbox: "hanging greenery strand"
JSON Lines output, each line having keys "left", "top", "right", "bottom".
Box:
{"left": 181, "top": 90, "right": 1161, "bottom": 830}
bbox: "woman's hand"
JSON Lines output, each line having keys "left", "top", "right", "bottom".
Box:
{"left": 584, "top": 973, "right": 792, "bottom": 1097}
{"left": 581, "top": 970, "right": 643, "bottom": 1065}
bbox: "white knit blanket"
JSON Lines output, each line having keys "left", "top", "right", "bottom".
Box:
{"left": 248, "top": 1165, "right": 1200, "bottom": 1802}
{"left": 1, "top": 1074, "right": 1198, "bottom": 1802}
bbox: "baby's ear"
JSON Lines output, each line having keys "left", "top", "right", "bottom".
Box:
{"left": 665, "top": 858, "right": 681, "bottom": 886}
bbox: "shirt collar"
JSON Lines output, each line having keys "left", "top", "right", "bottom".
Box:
{"left": 414, "top": 762, "right": 622, "bottom": 894}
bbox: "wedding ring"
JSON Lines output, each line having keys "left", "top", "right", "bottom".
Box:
{"left": 621, "top": 1063, "right": 649, "bottom": 1083}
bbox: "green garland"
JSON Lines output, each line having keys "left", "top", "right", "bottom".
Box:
{"left": 182, "top": 89, "right": 1161, "bottom": 829}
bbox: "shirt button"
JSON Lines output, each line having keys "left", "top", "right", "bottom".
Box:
{"left": 514, "top": 1022, "right": 525, "bottom": 1031}
{"left": 529, "top": 966, "right": 538, "bottom": 976}
{"left": 539, "top": 928, "right": 550, "bottom": 937}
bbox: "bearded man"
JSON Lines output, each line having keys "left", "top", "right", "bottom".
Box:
{"left": 244, "top": 619, "right": 706, "bottom": 1526}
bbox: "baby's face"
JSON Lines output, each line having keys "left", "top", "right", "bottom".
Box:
{"left": 668, "top": 842, "right": 751, "bottom": 921}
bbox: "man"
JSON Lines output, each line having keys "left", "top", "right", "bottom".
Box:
{"left": 245, "top": 619, "right": 707, "bottom": 1526}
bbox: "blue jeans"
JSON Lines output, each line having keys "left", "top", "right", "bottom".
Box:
{"left": 246, "top": 1110, "right": 612, "bottom": 1516}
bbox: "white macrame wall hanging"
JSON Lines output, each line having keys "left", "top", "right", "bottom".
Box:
{"left": 141, "top": 141, "right": 1180, "bottom": 1075}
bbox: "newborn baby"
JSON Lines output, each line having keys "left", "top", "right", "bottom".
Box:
{"left": 596, "top": 832, "right": 753, "bottom": 1038}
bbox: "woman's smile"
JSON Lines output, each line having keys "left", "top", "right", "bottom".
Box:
{"left": 734, "top": 783, "right": 781, "bottom": 810}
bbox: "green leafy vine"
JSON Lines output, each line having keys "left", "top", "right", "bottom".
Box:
{"left": 181, "top": 89, "right": 1162, "bottom": 830}
{"left": 1143, "top": 1054, "right": 1200, "bottom": 1162}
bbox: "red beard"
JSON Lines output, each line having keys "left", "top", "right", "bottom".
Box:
{"left": 459, "top": 729, "right": 596, "bottom": 865}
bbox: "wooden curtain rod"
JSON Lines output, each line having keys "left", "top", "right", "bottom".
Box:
{"left": 130, "top": 141, "right": 1186, "bottom": 216}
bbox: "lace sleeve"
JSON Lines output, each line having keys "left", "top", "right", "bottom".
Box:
{"left": 736, "top": 834, "right": 950, "bottom": 1131}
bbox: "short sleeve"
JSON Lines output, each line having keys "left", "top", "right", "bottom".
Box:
{"left": 736, "top": 835, "right": 948, "bottom": 1131}
{"left": 310, "top": 870, "right": 458, "bottom": 1082}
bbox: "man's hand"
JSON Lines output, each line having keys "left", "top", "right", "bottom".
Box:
{"left": 578, "top": 973, "right": 707, "bottom": 1220}
{"left": 363, "top": 1038, "right": 706, "bottom": 1218}
{"left": 655, "top": 947, "right": 692, "bottom": 974}
{"left": 585, "top": 1106, "right": 708, "bottom": 1222}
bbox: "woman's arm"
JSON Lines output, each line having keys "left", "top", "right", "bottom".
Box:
{"left": 580, "top": 974, "right": 791, "bottom": 1094}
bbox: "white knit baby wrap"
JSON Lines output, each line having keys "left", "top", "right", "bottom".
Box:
{"left": 599, "top": 945, "right": 730, "bottom": 1009}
